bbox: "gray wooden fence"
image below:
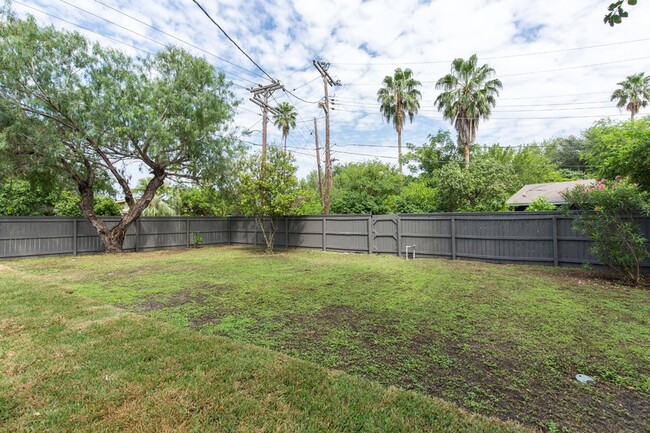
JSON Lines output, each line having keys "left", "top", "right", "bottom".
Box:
{"left": 1, "top": 213, "right": 649, "bottom": 271}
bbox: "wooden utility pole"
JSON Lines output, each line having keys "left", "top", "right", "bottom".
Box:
{"left": 313, "top": 60, "right": 341, "bottom": 215}
{"left": 313, "top": 117, "right": 324, "bottom": 207}
{"left": 249, "top": 81, "right": 283, "bottom": 167}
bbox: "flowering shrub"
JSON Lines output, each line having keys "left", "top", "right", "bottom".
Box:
{"left": 562, "top": 178, "right": 650, "bottom": 285}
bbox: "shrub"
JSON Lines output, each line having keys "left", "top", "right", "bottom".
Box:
{"left": 561, "top": 178, "right": 650, "bottom": 285}
{"left": 525, "top": 197, "right": 557, "bottom": 212}
{"left": 54, "top": 191, "right": 122, "bottom": 216}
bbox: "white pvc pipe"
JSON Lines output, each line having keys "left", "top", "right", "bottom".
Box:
{"left": 405, "top": 245, "right": 416, "bottom": 260}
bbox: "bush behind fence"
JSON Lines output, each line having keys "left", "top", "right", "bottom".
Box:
{"left": 1, "top": 213, "right": 649, "bottom": 271}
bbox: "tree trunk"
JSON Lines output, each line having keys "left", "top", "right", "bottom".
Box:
{"left": 257, "top": 216, "right": 277, "bottom": 253}
{"left": 397, "top": 129, "right": 402, "bottom": 174}
{"left": 463, "top": 140, "right": 470, "bottom": 167}
{"left": 78, "top": 172, "right": 167, "bottom": 253}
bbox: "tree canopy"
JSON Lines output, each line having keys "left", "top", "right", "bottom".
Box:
{"left": 236, "top": 147, "right": 302, "bottom": 251}
{"left": 611, "top": 72, "right": 650, "bottom": 119}
{"left": 272, "top": 102, "right": 297, "bottom": 151}
{"left": 583, "top": 116, "right": 650, "bottom": 191}
{"left": 0, "top": 12, "right": 240, "bottom": 251}
{"left": 435, "top": 54, "right": 502, "bottom": 166}
{"left": 377, "top": 68, "right": 422, "bottom": 172}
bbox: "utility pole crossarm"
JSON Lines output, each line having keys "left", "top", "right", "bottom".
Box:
{"left": 248, "top": 80, "right": 284, "bottom": 166}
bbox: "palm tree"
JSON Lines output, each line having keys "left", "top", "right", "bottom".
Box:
{"left": 611, "top": 72, "right": 650, "bottom": 119}
{"left": 377, "top": 68, "right": 422, "bottom": 172}
{"left": 272, "top": 102, "right": 297, "bottom": 151}
{"left": 434, "top": 54, "right": 502, "bottom": 166}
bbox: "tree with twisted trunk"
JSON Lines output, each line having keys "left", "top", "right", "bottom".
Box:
{"left": 0, "top": 12, "right": 239, "bottom": 252}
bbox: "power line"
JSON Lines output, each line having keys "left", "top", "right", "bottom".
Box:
{"left": 334, "top": 99, "right": 615, "bottom": 110}
{"left": 331, "top": 107, "right": 628, "bottom": 119}
{"left": 291, "top": 76, "right": 321, "bottom": 91}
{"left": 281, "top": 61, "right": 312, "bottom": 81}
{"left": 332, "top": 37, "right": 650, "bottom": 66}
{"left": 283, "top": 88, "right": 322, "bottom": 104}
{"left": 334, "top": 91, "right": 612, "bottom": 102}
{"left": 14, "top": 1, "right": 156, "bottom": 55}
{"left": 192, "top": 0, "right": 275, "bottom": 82}
{"left": 500, "top": 91, "right": 610, "bottom": 100}
{"left": 343, "top": 56, "right": 650, "bottom": 85}
{"left": 56, "top": 0, "right": 260, "bottom": 86}
{"left": 89, "top": 0, "right": 267, "bottom": 82}
{"left": 243, "top": 140, "right": 315, "bottom": 158}
{"left": 333, "top": 96, "right": 613, "bottom": 107}
{"left": 271, "top": 93, "right": 313, "bottom": 145}
{"left": 499, "top": 56, "right": 650, "bottom": 78}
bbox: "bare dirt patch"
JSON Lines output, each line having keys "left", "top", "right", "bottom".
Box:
{"left": 126, "top": 286, "right": 225, "bottom": 313}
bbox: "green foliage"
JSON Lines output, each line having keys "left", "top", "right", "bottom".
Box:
{"left": 436, "top": 159, "right": 518, "bottom": 212}
{"left": 93, "top": 196, "right": 123, "bottom": 216}
{"left": 478, "top": 145, "right": 563, "bottom": 188}
{"left": 331, "top": 161, "right": 401, "bottom": 214}
{"left": 54, "top": 191, "right": 121, "bottom": 216}
{"left": 525, "top": 197, "right": 557, "bottom": 212}
{"left": 434, "top": 55, "right": 502, "bottom": 165}
{"left": 562, "top": 178, "right": 650, "bottom": 284}
{"left": 176, "top": 187, "right": 230, "bottom": 216}
{"left": 191, "top": 232, "right": 204, "bottom": 248}
{"left": 543, "top": 135, "right": 588, "bottom": 173}
{"left": 610, "top": 72, "right": 650, "bottom": 119}
{"left": 604, "top": 0, "right": 638, "bottom": 26}
{"left": 237, "top": 147, "right": 302, "bottom": 251}
{"left": 583, "top": 117, "right": 650, "bottom": 191}
{"left": 377, "top": 68, "right": 422, "bottom": 169}
{"left": 0, "top": 179, "right": 57, "bottom": 216}
{"left": 272, "top": 102, "right": 297, "bottom": 150}
{"left": 385, "top": 179, "right": 438, "bottom": 213}
{"left": 291, "top": 172, "right": 323, "bottom": 215}
{"left": 0, "top": 12, "right": 239, "bottom": 251}
{"left": 404, "top": 129, "right": 463, "bottom": 177}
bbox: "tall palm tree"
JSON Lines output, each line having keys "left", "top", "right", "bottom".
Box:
{"left": 377, "top": 68, "right": 422, "bottom": 172}
{"left": 611, "top": 72, "right": 650, "bottom": 119}
{"left": 434, "top": 54, "right": 502, "bottom": 166}
{"left": 272, "top": 102, "right": 297, "bottom": 151}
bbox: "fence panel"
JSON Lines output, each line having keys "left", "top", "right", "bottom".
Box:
{"left": 1, "top": 213, "right": 649, "bottom": 272}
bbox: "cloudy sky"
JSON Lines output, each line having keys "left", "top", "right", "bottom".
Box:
{"left": 11, "top": 0, "right": 650, "bottom": 178}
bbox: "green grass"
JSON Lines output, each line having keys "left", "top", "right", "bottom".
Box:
{"left": 4, "top": 246, "right": 650, "bottom": 432}
{"left": 0, "top": 263, "right": 525, "bottom": 433}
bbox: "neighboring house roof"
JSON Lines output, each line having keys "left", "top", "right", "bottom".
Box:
{"left": 507, "top": 180, "right": 596, "bottom": 207}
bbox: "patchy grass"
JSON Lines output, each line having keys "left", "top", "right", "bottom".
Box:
{"left": 0, "top": 264, "right": 525, "bottom": 433}
{"left": 6, "top": 246, "right": 650, "bottom": 432}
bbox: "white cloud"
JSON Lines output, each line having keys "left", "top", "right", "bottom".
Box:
{"left": 11, "top": 0, "right": 650, "bottom": 179}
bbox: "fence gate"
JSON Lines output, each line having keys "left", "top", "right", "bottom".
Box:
{"left": 371, "top": 215, "right": 399, "bottom": 255}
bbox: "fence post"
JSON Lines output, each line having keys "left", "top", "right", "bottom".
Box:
{"left": 227, "top": 217, "right": 231, "bottom": 245}
{"left": 72, "top": 218, "right": 77, "bottom": 256}
{"left": 396, "top": 216, "right": 401, "bottom": 257}
{"left": 186, "top": 217, "right": 190, "bottom": 248}
{"left": 322, "top": 217, "right": 327, "bottom": 251}
{"left": 552, "top": 215, "right": 559, "bottom": 267}
{"left": 367, "top": 216, "right": 373, "bottom": 254}
{"left": 285, "top": 217, "right": 289, "bottom": 250}
{"left": 135, "top": 219, "right": 140, "bottom": 252}
{"left": 451, "top": 216, "right": 456, "bottom": 260}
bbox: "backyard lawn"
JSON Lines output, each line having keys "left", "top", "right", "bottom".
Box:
{"left": 2, "top": 246, "right": 649, "bottom": 432}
